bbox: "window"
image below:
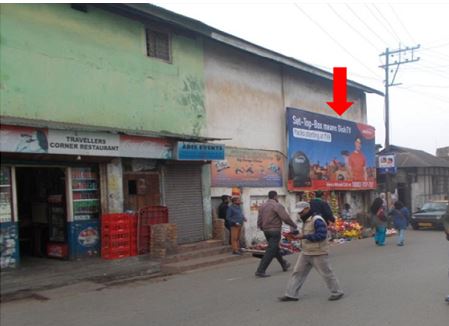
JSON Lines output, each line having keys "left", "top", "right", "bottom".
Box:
{"left": 145, "top": 28, "right": 171, "bottom": 62}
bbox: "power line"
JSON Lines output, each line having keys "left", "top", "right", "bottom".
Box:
{"left": 294, "top": 4, "right": 381, "bottom": 79}
{"left": 422, "top": 41, "right": 449, "bottom": 50}
{"left": 388, "top": 4, "right": 417, "bottom": 44}
{"left": 327, "top": 4, "right": 380, "bottom": 52}
{"left": 365, "top": 4, "right": 400, "bottom": 45}
{"left": 345, "top": 4, "right": 386, "bottom": 47}
{"left": 397, "top": 86, "right": 449, "bottom": 105}
{"left": 372, "top": 4, "right": 403, "bottom": 44}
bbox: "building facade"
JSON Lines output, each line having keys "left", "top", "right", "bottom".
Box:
{"left": 0, "top": 3, "right": 218, "bottom": 269}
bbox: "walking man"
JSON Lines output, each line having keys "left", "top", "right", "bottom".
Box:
{"left": 279, "top": 201, "right": 344, "bottom": 302}
{"left": 255, "top": 190, "right": 298, "bottom": 278}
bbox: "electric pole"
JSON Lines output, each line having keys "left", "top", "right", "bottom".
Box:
{"left": 379, "top": 44, "right": 420, "bottom": 208}
{"left": 379, "top": 45, "right": 420, "bottom": 148}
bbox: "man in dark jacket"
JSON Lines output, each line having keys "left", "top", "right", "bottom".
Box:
{"left": 310, "top": 190, "right": 335, "bottom": 225}
{"left": 255, "top": 191, "right": 297, "bottom": 278}
{"left": 218, "top": 195, "right": 231, "bottom": 244}
{"left": 443, "top": 199, "right": 449, "bottom": 303}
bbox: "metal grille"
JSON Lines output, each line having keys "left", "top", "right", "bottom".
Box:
{"left": 164, "top": 164, "right": 204, "bottom": 244}
{"left": 146, "top": 29, "right": 170, "bottom": 61}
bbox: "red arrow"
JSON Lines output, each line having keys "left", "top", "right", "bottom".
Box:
{"left": 327, "top": 67, "right": 353, "bottom": 116}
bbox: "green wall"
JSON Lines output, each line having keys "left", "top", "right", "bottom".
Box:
{"left": 0, "top": 4, "right": 205, "bottom": 136}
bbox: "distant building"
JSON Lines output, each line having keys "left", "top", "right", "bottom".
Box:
{"left": 377, "top": 145, "right": 449, "bottom": 211}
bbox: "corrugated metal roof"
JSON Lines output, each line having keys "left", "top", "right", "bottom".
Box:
{"left": 105, "top": 3, "right": 383, "bottom": 97}
{"left": 379, "top": 145, "right": 449, "bottom": 168}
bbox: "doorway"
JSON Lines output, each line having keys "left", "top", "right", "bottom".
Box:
{"left": 123, "top": 173, "right": 161, "bottom": 212}
{"left": 16, "top": 167, "right": 66, "bottom": 259}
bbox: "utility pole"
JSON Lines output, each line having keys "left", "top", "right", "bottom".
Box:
{"left": 379, "top": 44, "right": 420, "bottom": 208}
{"left": 379, "top": 45, "right": 420, "bottom": 148}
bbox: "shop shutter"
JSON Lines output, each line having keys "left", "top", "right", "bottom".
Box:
{"left": 165, "top": 164, "right": 204, "bottom": 244}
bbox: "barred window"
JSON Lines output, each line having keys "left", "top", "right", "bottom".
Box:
{"left": 146, "top": 29, "right": 171, "bottom": 62}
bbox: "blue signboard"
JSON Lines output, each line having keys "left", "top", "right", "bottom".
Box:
{"left": 176, "top": 142, "right": 225, "bottom": 161}
{"left": 377, "top": 154, "right": 397, "bottom": 174}
{"left": 286, "top": 107, "right": 377, "bottom": 191}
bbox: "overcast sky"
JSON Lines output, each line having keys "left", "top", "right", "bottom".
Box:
{"left": 152, "top": 0, "right": 449, "bottom": 155}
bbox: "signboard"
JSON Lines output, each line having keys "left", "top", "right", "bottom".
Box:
{"left": 176, "top": 142, "right": 225, "bottom": 160}
{"left": 48, "top": 130, "right": 120, "bottom": 156}
{"left": 211, "top": 148, "right": 284, "bottom": 187}
{"left": 0, "top": 125, "right": 174, "bottom": 159}
{"left": 378, "top": 154, "right": 397, "bottom": 174}
{"left": 286, "top": 107, "right": 377, "bottom": 191}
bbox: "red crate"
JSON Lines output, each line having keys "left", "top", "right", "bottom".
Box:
{"left": 47, "top": 243, "right": 68, "bottom": 259}
{"left": 101, "top": 213, "right": 137, "bottom": 260}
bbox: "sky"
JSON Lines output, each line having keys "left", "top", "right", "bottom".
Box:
{"left": 151, "top": 0, "right": 449, "bottom": 155}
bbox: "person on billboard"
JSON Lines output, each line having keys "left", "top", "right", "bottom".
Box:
{"left": 348, "top": 136, "right": 367, "bottom": 181}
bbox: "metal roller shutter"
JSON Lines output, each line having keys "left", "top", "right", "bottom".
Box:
{"left": 165, "top": 164, "right": 204, "bottom": 244}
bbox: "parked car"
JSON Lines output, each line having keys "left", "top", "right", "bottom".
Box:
{"left": 411, "top": 200, "right": 448, "bottom": 230}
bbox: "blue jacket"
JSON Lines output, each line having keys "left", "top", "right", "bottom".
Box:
{"left": 226, "top": 204, "right": 245, "bottom": 226}
{"left": 310, "top": 199, "right": 335, "bottom": 224}
{"left": 389, "top": 207, "right": 410, "bottom": 230}
{"left": 304, "top": 218, "right": 328, "bottom": 242}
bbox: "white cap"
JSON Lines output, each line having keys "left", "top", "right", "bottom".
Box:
{"left": 292, "top": 201, "right": 310, "bottom": 213}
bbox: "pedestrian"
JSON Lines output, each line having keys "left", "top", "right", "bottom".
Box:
{"left": 226, "top": 196, "right": 246, "bottom": 255}
{"left": 255, "top": 190, "right": 298, "bottom": 278}
{"left": 218, "top": 195, "right": 231, "bottom": 244}
{"left": 370, "top": 197, "right": 387, "bottom": 246}
{"left": 442, "top": 200, "right": 449, "bottom": 303}
{"left": 341, "top": 203, "right": 353, "bottom": 220}
{"left": 310, "top": 190, "right": 335, "bottom": 225}
{"left": 388, "top": 201, "right": 409, "bottom": 246}
{"left": 279, "top": 201, "right": 344, "bottom": 302}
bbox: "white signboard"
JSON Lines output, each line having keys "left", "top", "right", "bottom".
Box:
{"left": 48, "top": 130, "right": 120, "bottom": 156}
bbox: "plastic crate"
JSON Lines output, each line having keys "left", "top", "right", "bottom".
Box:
{"left": 101, "top": 213, "right": 137, "bottom": 260}
{"left": 137, "top": 206, "right": 169, "bottom": 255}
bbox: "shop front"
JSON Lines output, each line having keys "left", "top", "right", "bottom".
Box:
{"left": 0, "top": 124, "right": 173, "bottom": 269}
{"left": 0, "top": 125, "right": 224, "bottom": 268}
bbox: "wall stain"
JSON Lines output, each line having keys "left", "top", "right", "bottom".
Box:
{"left": 178, "top": 75, "right": 205, "bottom": 136}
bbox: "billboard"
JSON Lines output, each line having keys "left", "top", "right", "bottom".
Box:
{"left": 287, "top": 107, "right": 376, "bottom": 191}
{"left": 378, "top": 154, "right": 397, "bottom": 174}
{"left": 211, "top": 147, "right": 284, "bottom": 187}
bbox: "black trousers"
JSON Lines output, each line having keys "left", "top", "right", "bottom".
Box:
{"left": 256, "top": 230, "right": 287, "bottom": 274}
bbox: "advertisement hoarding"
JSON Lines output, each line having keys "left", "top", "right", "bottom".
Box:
{"left": 287, "top": 107, "right": 377, "bottom": 191}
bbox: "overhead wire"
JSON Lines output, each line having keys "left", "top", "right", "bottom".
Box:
{"left": 365, "top": 4, "right": 401, "bottom": 45}
{"left": 294, "top": 3, "right": 381, "bottom": 79}
{"left": 372, "top": 4, "right": 403, "bottom": 44}
{"left": 327, "top": 4, "right": 380, "bottom": 52}
{"left": 387, "top": 4, "right": 416, "bottom": 44}
{"left": 345, "top": 4, "right": 387, "bottom": 47}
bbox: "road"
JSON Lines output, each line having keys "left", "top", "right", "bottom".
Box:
{"left": 1, "top": 230, "right": 448, "bottom": 326}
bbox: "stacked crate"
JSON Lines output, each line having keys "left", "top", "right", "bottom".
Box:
{"left": 101, "top": 213, "right": 137, "bottom": 260}
{"left": 137, "top": 206, "right": 169, "bottom": 255}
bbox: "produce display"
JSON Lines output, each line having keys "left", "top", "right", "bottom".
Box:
{"left": 329, "top": 218, "right": 363, "bottom": 239}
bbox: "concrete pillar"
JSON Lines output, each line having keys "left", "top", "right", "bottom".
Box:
{"left": 202, "top": 164, "right": 213, "bottom": 239}
{"left": 106, "top": 158, "right": 124, "bottom": 213}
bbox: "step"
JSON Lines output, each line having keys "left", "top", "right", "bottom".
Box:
{"left": 160, "top": 252, "right": 250, "bottom": 274}
{"left": 176, "top": 239, "right": 224, "bottom": 253}
{"left": 162, "top": 245, "right": 231, "bottom": 264}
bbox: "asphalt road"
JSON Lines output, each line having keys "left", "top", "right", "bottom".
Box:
{"left": 1, "top": 230, "right": 448, "bottom": 326}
